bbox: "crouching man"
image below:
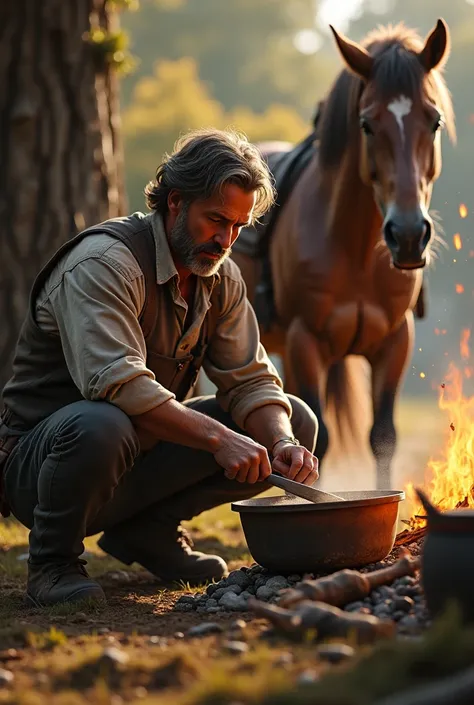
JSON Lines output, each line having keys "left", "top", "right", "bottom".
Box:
{"left": 0, "top": 128, "right": 318, "bottom": 608}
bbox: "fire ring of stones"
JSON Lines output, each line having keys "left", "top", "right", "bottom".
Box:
{"left": 174, "top": 542, "right": 430, "bottom": 636}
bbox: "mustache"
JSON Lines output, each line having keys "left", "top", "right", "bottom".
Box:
{"left": 194, "top": 243, "right": 230, "bottom": 257}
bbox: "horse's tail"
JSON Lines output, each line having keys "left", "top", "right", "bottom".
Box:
{"left": 324, "top": 357, "right": 372, "bottom": 464}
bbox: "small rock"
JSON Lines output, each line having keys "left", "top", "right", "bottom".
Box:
{"left": 287, "top": 574, "right": 302, "bottom": 584}
{"left": 256, "top": 586, "right": 275, "bottom": 601}
{"left": 239, "top": 591, "right": 252, "bottom": 601}
{"left": 397, "top": 576, "right": 417, "bottom": 587}
{"left": 174, "top": 632, "right": 185, "bottom": 639}
{"left": 16, "top": 552, "right": 29, "bottom": 561}
{"left": 247, "top": 564, "right": 264, "bottom": 577}
{"left": 317, "top": 643, "right": 355, "bottom": 664}
{"left": 219, "top": 592, "right": 247, "bottom": 611}
{"left": 205, "top": 599, "right": 218, "bottom": 609}
{"left": 265, "top": 576, "right": 290, "bottom": 592}
{"left": 149, "top": 636, "right": 166, "bottom": 646}
{"left": 176, "top": 595, "right": 197, "bottom": 606}
{"left": 393, "top": 596, "right": 415, "bottom": 613}
{"left": 392, "top": 610, "right": 405, "bottom": 621}
{"left": 214, "top": 585, "right": 242, "bottom": 600}
{"left": 222, "top": 640, "right": 249, "bottom": 654}
{"left": 174, "top": 602, "right": 194, "bottom": 612}
{"left": 109, "top": 570, "right": 132, "bottom": 582}
{"left": 229, "top": 619, "right": 247, "bottom": 632}
{"left": 254, "top": 577, "right": 267, "bottom": 590}
{"left": 98, "top": 627, "right": 110, "bottom": 635}
{"left": 226, "top": 570, "right": 251, "bottom": 589}
{"left": 372, "top": 605, "right": 392, "bottom": 619}
{"left": 0, "top": 669, "right": 14, "bottom": 685}
{"left": 206, "top": 583, "right": 220, "bottom": 596}
{"left": 101, "top": 647, "right": 129, "bottom": 666}
{"left": 246, "top": 586, "right": 256, "bottom": 595}
{"left": 345, "top": 601, "right": 364, "bottom": 612}
{"left": 194, "top": 595, "right": 209, "bottom": 607}
{"left": 206, "top": 606, "right": 222, "bottom": 613}
{"left": 72, "top": 612, "right": 88, "bottom": 623}
{"left": 298, "top": 670, "right": 319, "bottom": 685}
{"left": 397, "top": 586, "right": 420, "bottom": 599}
{"left": 187, "top": 622, "right": 223, "bottom": 637}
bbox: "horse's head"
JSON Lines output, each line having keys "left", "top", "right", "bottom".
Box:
{"left": 329, "top": 19, "right": 455, "bottom": 270}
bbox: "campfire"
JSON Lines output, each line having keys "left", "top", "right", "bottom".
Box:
{"left": 396, "top": 328, "right": 474, "bottom": 547}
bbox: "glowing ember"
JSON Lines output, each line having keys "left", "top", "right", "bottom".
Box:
{"left": 406, "top": 328, "right": 474, "bottom": 528}
{"left": 459, "top": 203, "right": 468, "bottom": 218}
{"left": 456, "top": 283, "right": 465, "bottom": 294}
{"left": 453, "top": 233, "right": 462, "bottom": 250}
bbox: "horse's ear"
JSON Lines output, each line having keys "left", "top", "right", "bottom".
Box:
{"left": 329, "top": 25, "right": 373, "bottom": 81}
{"left": 419, "top": 18, "right": 450, "bottom": 72}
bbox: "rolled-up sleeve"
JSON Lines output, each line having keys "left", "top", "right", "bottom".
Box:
{"left": 42, "top": 257, "right": 175, "bottom": 416}
{"left": 203, "top": 274, "right": 292, "bottom": 428}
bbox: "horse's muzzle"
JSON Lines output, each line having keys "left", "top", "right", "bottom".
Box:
{"left": 383, "top": 210, "right": 431, "bottom": 270}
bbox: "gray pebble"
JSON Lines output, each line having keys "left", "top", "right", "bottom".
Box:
{"left": 254, "top": 577, "right": 267, "bottom": 590}
{"left": 247, "top": 565, "right": 264, "bottom": 577}
{"left": 187, "top": 622, "right": 223, "bottom": 637}
{"left": 239, "top": 590, "right": 252, "bottom": 601}
{"left": 397, "top": 586, "right": 420, "bottom": 598}
{"left": 206, "top": 606, "right": 222, "bottom": 613}
{"left": 246, "top": 586, "right": 256, "bottom": 595}
{"left": 393, "top": 596, "right": 415, "bottom": 613}
{"left": 214, "top": 585, "right": 242, "bottom": 600}
{"left": 222, "top": 640, "right": 249, "bottom": 654}
{"left": 392, "top": 610, "right": 405, "bottom": 621}
{"left": 206, "top": 583, "right": 220, "bottom": 596}
{"left": 176, "top": 595, "right": 196, "bottom": 606}
{"left": 226, "top": 570, "right": 251, "bottom": 589}
{"left": 373, "top": 604, "right": 392, "bottom": 618}
{"left": 174, "top": 602, "right": 194, "bottom": 612}
{"left": 345, "top": 601, "right": 365, "bottom": 612}
{"left": 256, "top": 586, "right": 275, "bottom": 601}
{"left": 219, "top": 591, "right": 247, "bottom": 611}
{"left": 287, "top": 574, "right": 302, "bottom": 584}
{"left": 265, "top": 576, "right": 290, "bottom": 592}
{"left": 317, "top": 643, "right": 355, "bottom": 664}
{"left": 0, "top": 669, "right": 14, "bottom": 685}
{"left": 205, "top": 598, "right": 218, "bottom": 608}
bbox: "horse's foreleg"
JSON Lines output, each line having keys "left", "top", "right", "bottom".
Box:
{"left": 368, "top": 314, "right": 414, "bottom": 490}
{"left": 286, "top": 318, "right": 329, "bottom": 465}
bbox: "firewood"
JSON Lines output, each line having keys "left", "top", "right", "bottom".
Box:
{"left": 248, "top": 598, "right": 395, "bottom": 645}
{"left": 278, "top": 549, "right": 420, "bottom": 608}
{"left": 394, "top": 527, "right": 427, "bottom": 547}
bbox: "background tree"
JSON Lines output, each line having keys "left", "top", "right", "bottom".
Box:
{"left": 0, "top": 0, "right": 130, "bottom": 391}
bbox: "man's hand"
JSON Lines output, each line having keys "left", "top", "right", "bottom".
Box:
{"left": 213, "top": 431, "right": 272, "bottom": 484}
{"left": 271, "top": 441, "right": 319, "bottom": 486}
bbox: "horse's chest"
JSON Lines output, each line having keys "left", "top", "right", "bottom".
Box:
{"left": 300, "top": 268, "right": 417, "bottom": 358}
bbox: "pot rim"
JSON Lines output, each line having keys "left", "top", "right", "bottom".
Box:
{"left": 231, "top": 489, "right": 405, "bottom": 514}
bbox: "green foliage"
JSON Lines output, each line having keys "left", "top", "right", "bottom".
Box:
{"left": 87, "top": 27, "right": 138, "bottom": 74}
{"left": 122, "top": 56, "right": 309, "bottom": 209}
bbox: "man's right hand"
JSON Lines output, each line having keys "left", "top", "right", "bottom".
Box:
{"left": 213, "top": 431, "right": 272, "bottom": 484}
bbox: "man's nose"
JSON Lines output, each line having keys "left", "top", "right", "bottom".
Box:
{"left": 214, "top": 227, "right": 233, "bottom": 250}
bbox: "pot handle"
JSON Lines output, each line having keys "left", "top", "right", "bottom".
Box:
{"left": 415, "top": 487, "right": 440, "bottom": 518}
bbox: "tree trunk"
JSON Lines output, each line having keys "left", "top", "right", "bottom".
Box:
{"left": 0, "top": 0, "right": 127, "bottom": 391}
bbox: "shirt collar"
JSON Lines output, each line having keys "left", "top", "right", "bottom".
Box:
{"left": 149, "top": 210, "right": 221, "bottom": 287}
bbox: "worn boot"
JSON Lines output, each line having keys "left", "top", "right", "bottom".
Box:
{"left": 98, "top": 523, "right": 227, "bottom": 586}
{"left": 26, "top": 559, "right": 106, "bottom": 608}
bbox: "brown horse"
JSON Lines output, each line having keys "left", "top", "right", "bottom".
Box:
{"left": 231, "top": 19, "right": 456, "bottom": 489}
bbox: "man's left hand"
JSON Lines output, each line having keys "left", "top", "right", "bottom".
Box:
{"left": 271, "top": 442, "right": 319, "bottom": 486}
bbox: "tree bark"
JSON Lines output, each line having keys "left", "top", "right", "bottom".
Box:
{"left": 0, "top": 0, "right": 127, "bottom": 391}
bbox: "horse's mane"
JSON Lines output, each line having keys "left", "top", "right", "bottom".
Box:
{"left": 317, "top": 22, "right": 456, "bottom": 170}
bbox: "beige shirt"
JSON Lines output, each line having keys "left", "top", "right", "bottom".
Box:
{"left": 34, "top": 211, "right": 291, "bottom": 428}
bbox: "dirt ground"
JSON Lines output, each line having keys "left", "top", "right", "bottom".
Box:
{"left": 0, "top": 398, "right": 452, "bottom": 704}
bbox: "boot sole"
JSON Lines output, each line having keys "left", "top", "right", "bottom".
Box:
{"left": 25, "top": 587, "right": 106, "bottom": 609}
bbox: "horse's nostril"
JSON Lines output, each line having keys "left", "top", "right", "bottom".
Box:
{"left": 384, "top": 220, "right": 398, "bottom": 250}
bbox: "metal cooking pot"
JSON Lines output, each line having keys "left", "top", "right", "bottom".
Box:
{"left": 416, "top": 488, "right": 474, "bottom": 622}
{"left": 232, "top": 490, "right": 405, "bottom": 574}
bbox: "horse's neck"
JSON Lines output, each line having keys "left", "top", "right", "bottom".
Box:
{"left": 319, "top": 146, "right": 383, "bottom": 268}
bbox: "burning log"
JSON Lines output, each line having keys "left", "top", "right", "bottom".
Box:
{"left": 248, "top": 598, "right": 395, "bottom": 645}
{"left": 278, "top": 549, "right": 420, "bottom": 609}
{"left": 394, "top": 527, "right": 427, "bottom": 547}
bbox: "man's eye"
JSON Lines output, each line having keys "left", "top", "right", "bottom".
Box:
{"left": 209, "top": 216, "right": 221, "bottom": 223}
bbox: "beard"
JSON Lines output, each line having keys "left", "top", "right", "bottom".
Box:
{"left": 169, "top": 204, "right": 231, "bottom": 277}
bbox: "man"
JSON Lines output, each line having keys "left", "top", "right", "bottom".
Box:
{"left": 0, "top": 128, "right": 318, "bottom": 608}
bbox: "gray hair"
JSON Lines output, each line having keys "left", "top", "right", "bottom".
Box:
{"left": 144, "top": 128, "right": 275, "bottom": 221}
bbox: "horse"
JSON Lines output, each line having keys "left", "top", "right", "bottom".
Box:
{"left": 229, "top": 19, "right": 456, "bottom": 490}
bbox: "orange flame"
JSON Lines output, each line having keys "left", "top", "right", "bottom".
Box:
{"left": 456, "top": 284, "right": 465, "bottom": 294}
{"left": 453, "top": 233, "right": 462, "bottom": 250}
{"left": 459, "top": 203, "right": 468, "bottom": 218}
{"left": 406, "top": 328, "right": 474, "bottom": 527}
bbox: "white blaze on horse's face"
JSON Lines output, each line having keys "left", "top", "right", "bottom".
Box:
{"left": 387, "top": 95, "right": 412, "bottom": 146}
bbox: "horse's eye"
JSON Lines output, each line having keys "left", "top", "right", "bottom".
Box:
{"left": 359, "top": 118, "right": 374, "bottom": 136}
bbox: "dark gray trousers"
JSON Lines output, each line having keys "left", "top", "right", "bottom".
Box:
{"left": 3, "top": 395, "right": 317, "bottom": 564}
